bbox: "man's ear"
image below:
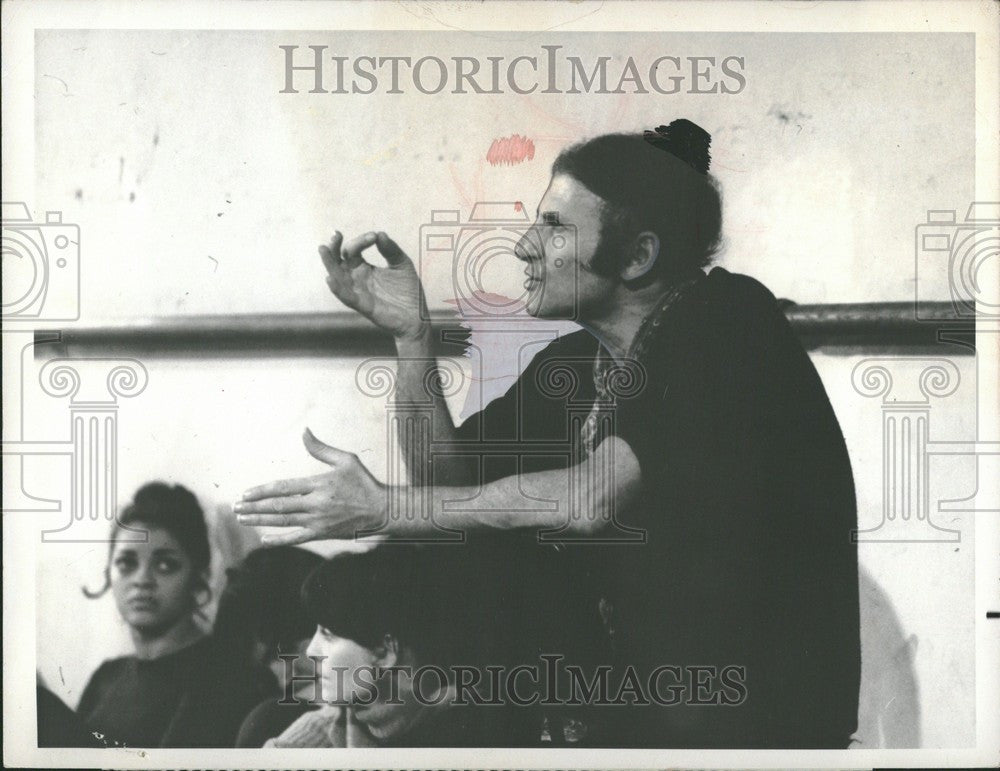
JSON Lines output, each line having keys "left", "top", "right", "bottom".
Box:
{"left": 620, "top": 231, "right": 660, "bottom": 282}
{"left": 374, "top": 633, "right": 400, "bottom": 669}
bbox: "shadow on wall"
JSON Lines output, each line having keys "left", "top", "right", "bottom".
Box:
{"left": 852, "top": 564, "right": 921, "bottom": 748}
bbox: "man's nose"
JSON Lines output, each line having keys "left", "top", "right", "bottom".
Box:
{"left": 514, "top": 229, "right": 541, "bottom": 262}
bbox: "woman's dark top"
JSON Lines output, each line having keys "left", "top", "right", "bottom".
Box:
{"left": 235, "top": 698, "right": 312, "bottom": 748}
{"left": 37, "top": 684, "right": 101, "bottom": 747}
{"left": 77, "top": 636, "right": 278, "bottom": 748}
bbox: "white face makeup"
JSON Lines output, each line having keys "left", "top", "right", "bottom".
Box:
{"left": 515, "top": 173, "right": 618, "bottom": 320}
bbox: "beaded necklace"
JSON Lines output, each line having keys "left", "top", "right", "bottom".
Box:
{"left": 579, "top": 271, "right": 705, "bottom": 457}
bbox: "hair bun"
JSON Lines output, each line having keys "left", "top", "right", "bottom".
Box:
{"left": 643, "top": 119, "right": 712, "bottom": 174}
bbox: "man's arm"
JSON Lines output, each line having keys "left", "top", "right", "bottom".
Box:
{"left": 235, "top": 432, "right": 642, "bottom": 544}
{"left": 392, "top": 328, "right": 474, "bottom": 488}
{"left": 419, "top": 433, "right": 642, "bottom": 536}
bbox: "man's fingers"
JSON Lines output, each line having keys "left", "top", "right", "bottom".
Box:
{"left": 240, "top": 476, "right": 315, "bottom": 502}
{"left": 341, "top": 231, "right": 378, "bottom": 269}
{"left": 319, "top": 231, "right": 345, "bottom": 271}
{"left": 235, "top": 511, "right": 313, "bottom": 526}
{"left": 235, "top": 496, "right": 312, "bottom": 515}
{"left": 319, "top": 244, "right": 341, "bottom": 276}
{"left": 303, "top": 427, "right": 354, "bottom": 466}
{"left": 375, "top": 231, "right": 408, "bottom": 267}
{"left": 261, "top": 528, "right": 317, "bottom": 547}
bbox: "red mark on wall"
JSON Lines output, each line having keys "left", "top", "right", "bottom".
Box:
{"left": 487, "top": 135, "right": 535, "bottom": 166}
{"left": 513, "top": 201, "right": 523, "bottom": 213}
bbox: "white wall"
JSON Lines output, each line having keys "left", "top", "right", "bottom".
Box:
{"left": 32, "top": 29, "right": 972, "bottom": 321}
{"left": 21, "top": 28, "right": 981, "bottom": 748}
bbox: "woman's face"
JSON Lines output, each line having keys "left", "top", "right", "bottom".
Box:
{"left": 306, "top": 625, "right": 379, "bottom": 705}
{"left": 268, "top": 636, "right": 314, "bottom": 691}
{"left": 109, "top": 525, "right": 201, "bottom": 634}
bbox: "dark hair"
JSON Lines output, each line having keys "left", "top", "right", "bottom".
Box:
{"left": 213, "top": 546, "right": 323, "bottom": 662}
{"left": 301, "top": 547, "right": 489, "bottom": 668}
{"left": 83, "top": 482, "right": 210, "bottom": 599}
{"left": 551, "top": 124, "right": 723, "bottom": 278}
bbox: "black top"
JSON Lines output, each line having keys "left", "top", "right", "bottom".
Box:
{"left": 77, "top": 636, "right": 278, "bottom": 748}
{"left": 450, "top": 267, "right": 861, "bottom": 748}
{"left": 235, "top": 698, "right": 312, "bottom": 748}
{"left": 37, "top": 684, "right": 101, "bottom": 748}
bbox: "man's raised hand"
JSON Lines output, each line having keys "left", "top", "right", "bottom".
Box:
{"left": 320, "top": 231, "right": 430, "bottom": 342}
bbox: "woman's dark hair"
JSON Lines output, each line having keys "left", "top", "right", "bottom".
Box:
{"left": 213, "top": 546, "right": 323, "bottom": 662}
{"left": 83, "top": 481, "right": 210, "bottom": 599}
{"left": 301, "top": 546, "right": 491, "bottom": 668}
{"left": 551, "top": 120, "right": 723, "bottom": 279}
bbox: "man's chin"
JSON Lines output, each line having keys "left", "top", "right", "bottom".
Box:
{"left": 525, "top": 298, "right": 555, "bottom": 319}
{"left": 527, "top": 305, "right": 574, "bottom": 321}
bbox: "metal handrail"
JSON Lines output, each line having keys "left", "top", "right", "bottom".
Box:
{"left": 28, "top": 302, "right": 975, "bottom": 356}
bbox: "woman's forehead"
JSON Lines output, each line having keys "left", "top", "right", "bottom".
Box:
{"left": 112, "top": 525, "right": 182, "bottom": 553}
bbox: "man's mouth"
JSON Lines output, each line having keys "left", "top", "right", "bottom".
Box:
{"left": 128, "top": 596, "right": 158, "bottom": 609}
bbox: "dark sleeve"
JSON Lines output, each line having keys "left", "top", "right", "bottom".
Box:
{"left": 453, "top": 362, "right": 522, "bottom": 445}
{"left": 449, "top": 329, "right": 597, "bottom": 486}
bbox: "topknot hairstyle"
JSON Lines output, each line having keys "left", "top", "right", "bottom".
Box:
{"left": 642, "top": 119, "right": 712, "bottom": 174}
